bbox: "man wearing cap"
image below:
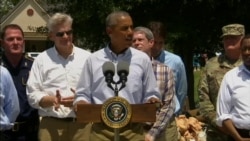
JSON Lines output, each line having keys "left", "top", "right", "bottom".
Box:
{"left": 197, "top": 23, "right": 244, "bottom": 141}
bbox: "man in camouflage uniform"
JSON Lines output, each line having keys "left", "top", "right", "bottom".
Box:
{"left": 197, "top": 24, "right": 245, "bottom": 141}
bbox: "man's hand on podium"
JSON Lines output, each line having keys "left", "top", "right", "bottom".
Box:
{"left": 146, "top": 97, "right": 161, "bottom": 104}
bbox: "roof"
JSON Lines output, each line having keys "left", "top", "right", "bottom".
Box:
{"left": 0, "top": 0, "right": 50, "bottom": 35}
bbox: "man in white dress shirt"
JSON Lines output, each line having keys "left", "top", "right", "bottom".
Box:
{"left": 216, "top": 34, "right": 250, "bottom": 141}
{"left": 26, "top": 13, "right": 91, "bottom": 141}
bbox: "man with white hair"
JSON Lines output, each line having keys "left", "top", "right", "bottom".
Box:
{"left": 26, "top": 13, "right": 91, "bottom": 141}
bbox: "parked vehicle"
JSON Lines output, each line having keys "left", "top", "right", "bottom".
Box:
{"left": 26, "top": 52, "right": 40, "bottom": 59}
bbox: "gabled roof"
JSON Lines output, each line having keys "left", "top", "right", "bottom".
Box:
{"left": 0, "top": 0, "right": 50, "bottom": 33}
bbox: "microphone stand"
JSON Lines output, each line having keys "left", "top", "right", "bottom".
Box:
{"left": 103, "top": 61, "right": 128, "bottom": 141}
{"left": 113, "top": 82, "right": 120, "bottom": 141}
{"left": 109, "top": 81, "right": 126, "bottom": 141}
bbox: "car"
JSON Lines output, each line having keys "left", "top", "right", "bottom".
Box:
{"left": 26, "top": 52, "right": 40, "bottom": 59}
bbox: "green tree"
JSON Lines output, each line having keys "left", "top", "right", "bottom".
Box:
{"left": 0, "top": 0, "right": 14, "bottom": 17}
{"left": 0, "top": 0, "right": 21, "bottom": 16}
{"left": 8, "top": 0, "right": 250, "bottom": 109}
{"left": 44, "top": 0, "right": 250, "bottom": 109}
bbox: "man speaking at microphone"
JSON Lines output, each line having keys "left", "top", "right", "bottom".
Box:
{"left": 74, "top": 11, "right": 161, "bottom": 141}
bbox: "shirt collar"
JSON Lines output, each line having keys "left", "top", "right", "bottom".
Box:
{"left": 104, "top": 44, "right": 131, "bottom": 60}
{"left": 53, "top": 45, "right": 75, "bottom": 59}
{"left": 241, "top": 64, "right": 250, "bottom": 75}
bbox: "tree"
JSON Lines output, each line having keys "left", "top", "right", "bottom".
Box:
{"left": 0, "top": 0, "right": 14, "bottom": 17}
{"left": 7, "top": 0, "right": 250, "bottom": 109}
{"left": 0, "top": 0, "right": 21, "bottom": 16}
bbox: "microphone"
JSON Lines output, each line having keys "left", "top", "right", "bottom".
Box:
{"left": 102, "top": 62, "right": 115, "bottom": 89}
{"left": 117, "top": 61, "right": 129, "bottom": 90}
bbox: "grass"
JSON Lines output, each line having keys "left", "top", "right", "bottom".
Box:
{"left": 193, "top": 69, "right": 202, "bottom": 106}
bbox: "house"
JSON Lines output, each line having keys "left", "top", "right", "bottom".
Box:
{"left": 0, "top": 0, "right": 51, "bottom": 52}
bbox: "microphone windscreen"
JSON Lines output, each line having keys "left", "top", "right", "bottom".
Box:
{"left": 117, "top": 61, "right": 129, "bottom": 75}
{"left": 102, "top": 61, "right": 115, "bottom": 76}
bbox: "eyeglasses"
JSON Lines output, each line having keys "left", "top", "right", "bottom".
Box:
{"left": 55, "top": 30, "right": 73, "bottom": 37}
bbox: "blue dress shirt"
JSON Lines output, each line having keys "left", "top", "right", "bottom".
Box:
{"left": 74, "top": 46, "right": 161, "bottom": 104}
{"left": 157, "top": 50, "right": 187, "bottom": 113}
{"left": 0, "top": 66, "right": 20, "bottom": 130}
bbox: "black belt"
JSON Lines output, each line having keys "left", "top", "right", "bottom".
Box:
{"left": 43, "top": 116, "right": 77, "bottom": 122}
{"left": 3, "top": 120, "right": 37, "bottom": 132}
{"left": 93, "top": 122, "right": 142, "bottom": 131}
{"left": 236, "top": 128, "right": 250, "bottom": 138}
{"left": 12, "top": 122, "right": 26, "bottom": 132}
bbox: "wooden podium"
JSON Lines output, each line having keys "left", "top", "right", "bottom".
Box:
{"left": 76, "top": 103, "right": 158, "bottom": 123}
{"left": 76, "top": 98, "right": 159, "bottom": 141}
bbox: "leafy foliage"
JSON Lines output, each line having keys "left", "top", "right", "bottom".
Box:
{"left": 0, "top": 0, "right": 14, "bottom": 17}
{"left": 4, "top": 0, "right": 250, "bottom": 108}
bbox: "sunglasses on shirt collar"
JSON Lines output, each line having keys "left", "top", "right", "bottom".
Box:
{"left": 55, "top": 30, "right": 73, "bottom": 37}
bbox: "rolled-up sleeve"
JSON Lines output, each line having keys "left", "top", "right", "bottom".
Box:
{"left": 216, "top": 76, "right": 232, "bottom": 127}
{"left": 26, "top": 57, "right": 48, "bottom": 109}
{"left": 143, "top": 59, "right": 161, "bottom": 102}
{"left": 74, "top": 58, "right": 92, "bottom": 105}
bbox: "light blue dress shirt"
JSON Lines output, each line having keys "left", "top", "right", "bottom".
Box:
{"left": 157, "top": 50, "right": 187, "bottom": 114}
{"left": 74, "top": 46, "right": 161, "bottom": 104}
{"left": 0, "top": 66, "right": 20, "bottom": 130}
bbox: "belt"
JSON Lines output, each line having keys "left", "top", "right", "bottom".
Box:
{"left": 236, "top": 128, "right": 250, "bottom": 137}
{"left": 12, "top": 121, "right": 26, "bottom": 132}
{"left": 93, "top": 122, "right": 142, "bottom": 131}
{"left": 43, "top": 116, "right": 77, "bottom": 122}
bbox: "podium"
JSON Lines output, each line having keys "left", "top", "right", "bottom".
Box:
{"left": 77, "top": 61, "right": 160, "bottom": 140}
{"left": 76, "top": 100, "right": 159, "bottom": 141}
{"left": 76, "top": 103, "right": 157, "bottom": 123}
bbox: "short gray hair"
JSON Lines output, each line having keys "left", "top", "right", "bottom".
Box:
{"left": 134, "top": 26, "right": 154, "bottom": 40}
{"left": 105, "top": 11, "right": 130, "bottom": 27}
{"left": 47, "top": 13, "right": 73, "bottom": 32}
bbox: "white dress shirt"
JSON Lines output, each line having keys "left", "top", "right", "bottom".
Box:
{"left": 74, "top": 46, "right": 161, "bottom": 105}
{"left": 216, "top": 65, "right": 250, "bottom": 130}
{"left": 26, "top": 46, "right": 91, "bottom": 118}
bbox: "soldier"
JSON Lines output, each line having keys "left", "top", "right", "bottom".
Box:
{"left": 0, "top": 24, "right": 39, "bottom": 141}
{"left": 197, "top": 23, "right": 245, "bottom": 141}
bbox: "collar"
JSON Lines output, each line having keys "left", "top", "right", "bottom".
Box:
{"left": 53, "top": 45, "right": 75, "bottom": 58}
{"left": 104, "top": 44, "right": 131, "bottom": 58}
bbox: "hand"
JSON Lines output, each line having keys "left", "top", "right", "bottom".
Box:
{"left": 70, "top": 88, "right": 76, "bottom": 94}
{"left": 58, "top": 88, "right": 75, "bottom": 108}
{"left": 146, "top": 97, "right": 161, "bottom": 104}
{"left": 60, "top": 96, "right": 74, "bottom": 107}
{"left": 145, "top": 133, "right": 155, "bottom": 141}
{"left": 54, "top": 90, "right": 61, "bottom": 111}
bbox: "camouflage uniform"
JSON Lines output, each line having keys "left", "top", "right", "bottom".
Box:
{"left": 197, "top": 24, "right": 244, "bottom": 141}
